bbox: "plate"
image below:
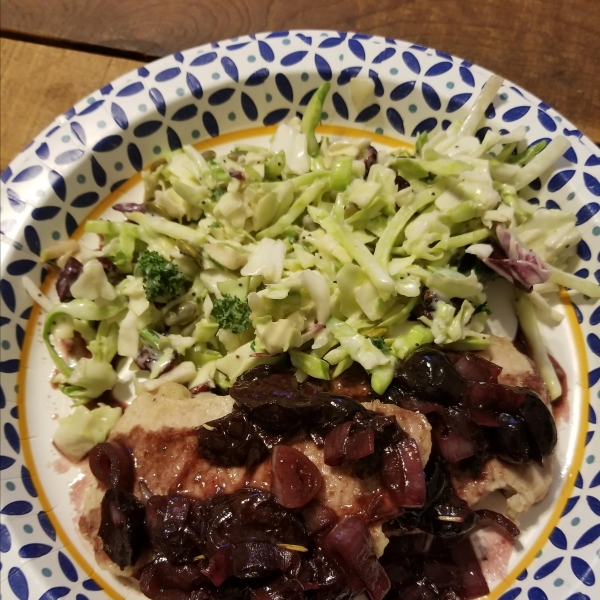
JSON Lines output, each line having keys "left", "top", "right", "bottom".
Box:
{"left": 1, "top": 30, "right": 599, "bottom": 600}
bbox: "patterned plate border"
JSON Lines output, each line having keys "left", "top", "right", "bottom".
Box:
{"left": 1, "top": 30, "right": 599, "bottom": 600}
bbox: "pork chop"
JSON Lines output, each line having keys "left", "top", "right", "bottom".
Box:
{"left": 449, "top": 336, "right": 554, "bottom": 521}
{"left": 79, "top": 381, "right": 432, "bottom": 572}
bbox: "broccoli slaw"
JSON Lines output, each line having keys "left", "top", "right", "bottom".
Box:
{"left": 27, "top": 76, "right": 599, "bottom": 460}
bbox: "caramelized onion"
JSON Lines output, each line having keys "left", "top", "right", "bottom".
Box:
{"left": 470, "top": 410, "right": 500, "bottom": 427}
{"left": 326, "top": 516, "right": 391, "bottom": 600}
{"left": 433, "top": 431, "right": 479, "bottom": 463}
{"left": 271, "top": 445, "right": 322, "bottom": 509}
{"left": 323, "top": 422, "right": 353, "bottom": 467}
{"left": 453, "top": 353, "right": 502, "bottom": 383}
{"left": 250, "top": 578, "right": 304, "bottom": 600}
{"left": 323, "top": 421, "right": 377, "bottom": 467}
{"left": 99, "top": 488, "right": 147, "bottom": 569}
{"left": 113, "top": 202, "right": 147, "bottom": 214}
{"left": 475, "top": 509, "right": 520, "bottom": 540}
{"left": 204, "top": 546, "right": 233, "bottom": 586}
{"left": 381, "top": 438, "right": 426, "bottom": 508}
{"left": 89, "top": 441, "right": 134, "bottom": 491}
{"left": 230, "top": 541, "right": 301, "bottom": 579}
{"left": 301, "top": 502, "right": 338, "bottom": 535}
{"left": 464, "top": 381, "right": 527, "bottom": 413}
{"left": 422, "top": 557, "right": 462, "bottom": 592}
{"left": 138, "top": 559, "right": 209, "bottom": 599}
{"left": 345, "top": 427, "right": 376, "bottom": 462}
{"left": 449, "top": 539, "right": 489, "bottom": 599}
{"left": 145, "top": 496, "right": 204, "bottom": 563}
{"left": 396, "top": 395, "right": 445, "bottom": 417}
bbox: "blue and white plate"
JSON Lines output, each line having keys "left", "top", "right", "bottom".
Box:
{"left": 1, "top": 30, "right": 599, "bottom": 600}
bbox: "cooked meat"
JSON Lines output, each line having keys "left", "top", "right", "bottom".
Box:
{"left": 80, "top": 381, "right": 432, "bottom": 571}
{"left": 479, "top": 335, "right": 550, "bottom": 406}
{"left": 450, "top": 335, "right": 554, "bottom": 521}
{"left": 363, "top": 400, "right": 432, "bottom": 467}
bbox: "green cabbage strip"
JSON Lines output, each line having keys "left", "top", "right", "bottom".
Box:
{"left": 548, "top": 270, "right": 600, "bottom": 298}
{"left": 326, "top": 317, "right": 389, "bottom": 371}
{"left": 514, "top": 292, "right": 561, "bottom": 400}
{"left": 330, "top": 156, "right": 353, "bottom": 191}
{"left": 434, "top": 228, "right": 490, "bottom": 252}
{"left": 127, "top": 211, "right": 207, "bottom": 245}
{"left": 43, "top": 297, "right": 127, "bottom": 377}
{"left": 314, "top": 211, "right": 396, "bottom": 294}
{"left": 289, "top": 349, "right": 330, "bottom": 380}
{"left": 301, "top": 82, "right": 331, "bottom": 156}
{"left": 374, "top": 189, "right": 440, "bottom": 270}
{"left": 257, "top": 179, "right": 329, "bottom": 240}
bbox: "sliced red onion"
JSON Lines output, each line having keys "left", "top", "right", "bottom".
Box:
{"left": 138, "top": 560, "right": 208, "bottom": 597}
{"left": 345, "top": 427, "right": 375, "bottom": 462}
{"left": 204, "top": 545, "right": 233, "bottom": 586}
{"left": 325, "top": 516, "right": 391, "bottom": 600}
{"left": 232, "top": 542, "right": 301, "bottom": 580}
{"left": 271, "top": 445, "right": 322, "bottom": 509}
{"left": 470, "top": 410, "right": 501, "bottom": 427}
{"left": 250, "top": 578, "right": 304, "bottom": 600}
{"left": 323, "top": 422, "right": 353, "bottom": 467}
{"left": 422, "top": 557, "right": 462, "bottom": 591}
{"left": 363, "top": 145, "right": 378, "bottom": 177}
{"left": 135, "top": 347, "right": 160, "bottom": 371}
{"left": 381, "top": 438, "right": 426, "bottom": 508}
{"left": 453, "top": 353, "right": 502, "bottom": 384}
{"left": 113, "top": 202, "right": 147, "bottom": 214}
{"left": 89, "top": 441, "right": 134, "bottom": 491}
{"left": 55, "top": 256, "right": 83, "bottom": 302}
{"left": 483, "top": 226, "right": 552, "bottom": 292}
{"left": 397, "top": 395, "right": 445, "bottom": 417}
{"left": 449, "top": 539, "right": 489, "bottom": 599}
{"left": 324, "top": 421, "right": 377, "bottom": 467}
{"left": 464, "top": 381, "right": 527, "bottom": 413}
{"left": 475, "top": 509, "right": 520, "bottom": 540}
{"left": 229, "top": 170, "right": 245, "bottom": 180}
{"left": 380, "top": 531, "right": 434, "bottom": 556}
{"left": 301, "top": 502, "right": 338, "bottom": 534}
{"left": 189, "top": 383, "right": 212, "bottom": 395}
{"left": 433, "top": 430, "right": 479, "bottom": 463}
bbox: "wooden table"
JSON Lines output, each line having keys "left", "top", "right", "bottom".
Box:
{"left": 1, "top": 0, "right": 598, "bottom": 171}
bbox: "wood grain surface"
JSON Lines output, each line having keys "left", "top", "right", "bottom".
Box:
{"left": 1, "top": 0, "right": 599, "bottom": 141}
{"left": 0, "top": 39, "right": 142, "bottom": 170}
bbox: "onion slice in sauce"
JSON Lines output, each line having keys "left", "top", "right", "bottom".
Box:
{"left": 450, "top": 539, "right": 489, "bottom": 599}
{"left": 302, "top": 501, "right": 338, "bottom": 535}
{"left": 433, "top": 430, "right": 479, "bottom": 463}
{"left": 476, "top": 509, "right": 520, "bottom": 540}
{"left": 381, "top": 438, "right": 426, "bottom": 508}
{"left": 453, "top": 352, "right": 502, "bottom": 383}
{"left": 326, "top": 516, "right": 391, "bottom": 600}
{"left": 323, "top": 421, "right": 376, "bottom": 467}
{"left": 89, "top": 441, "right": 134, "bottom": 492}
{"left": 271, "top": 445, "right": 322, "bottom": 509}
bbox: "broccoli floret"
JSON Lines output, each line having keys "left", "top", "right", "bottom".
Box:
{"left": 366, "top": 335, "right": 391, "bottom": 354}
{"left": 212, "top": 293, "right": 251, "bottom": 334}
{"left": 137, "top": 250, "right": 187, "bottom": 303}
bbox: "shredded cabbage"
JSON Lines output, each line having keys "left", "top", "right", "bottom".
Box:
{"left": 37, "top": 75, "right": 597, "bottom": 442}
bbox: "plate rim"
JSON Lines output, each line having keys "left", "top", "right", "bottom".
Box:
{"left": 1, "top": 29, "right": 599, "bottom": 600}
